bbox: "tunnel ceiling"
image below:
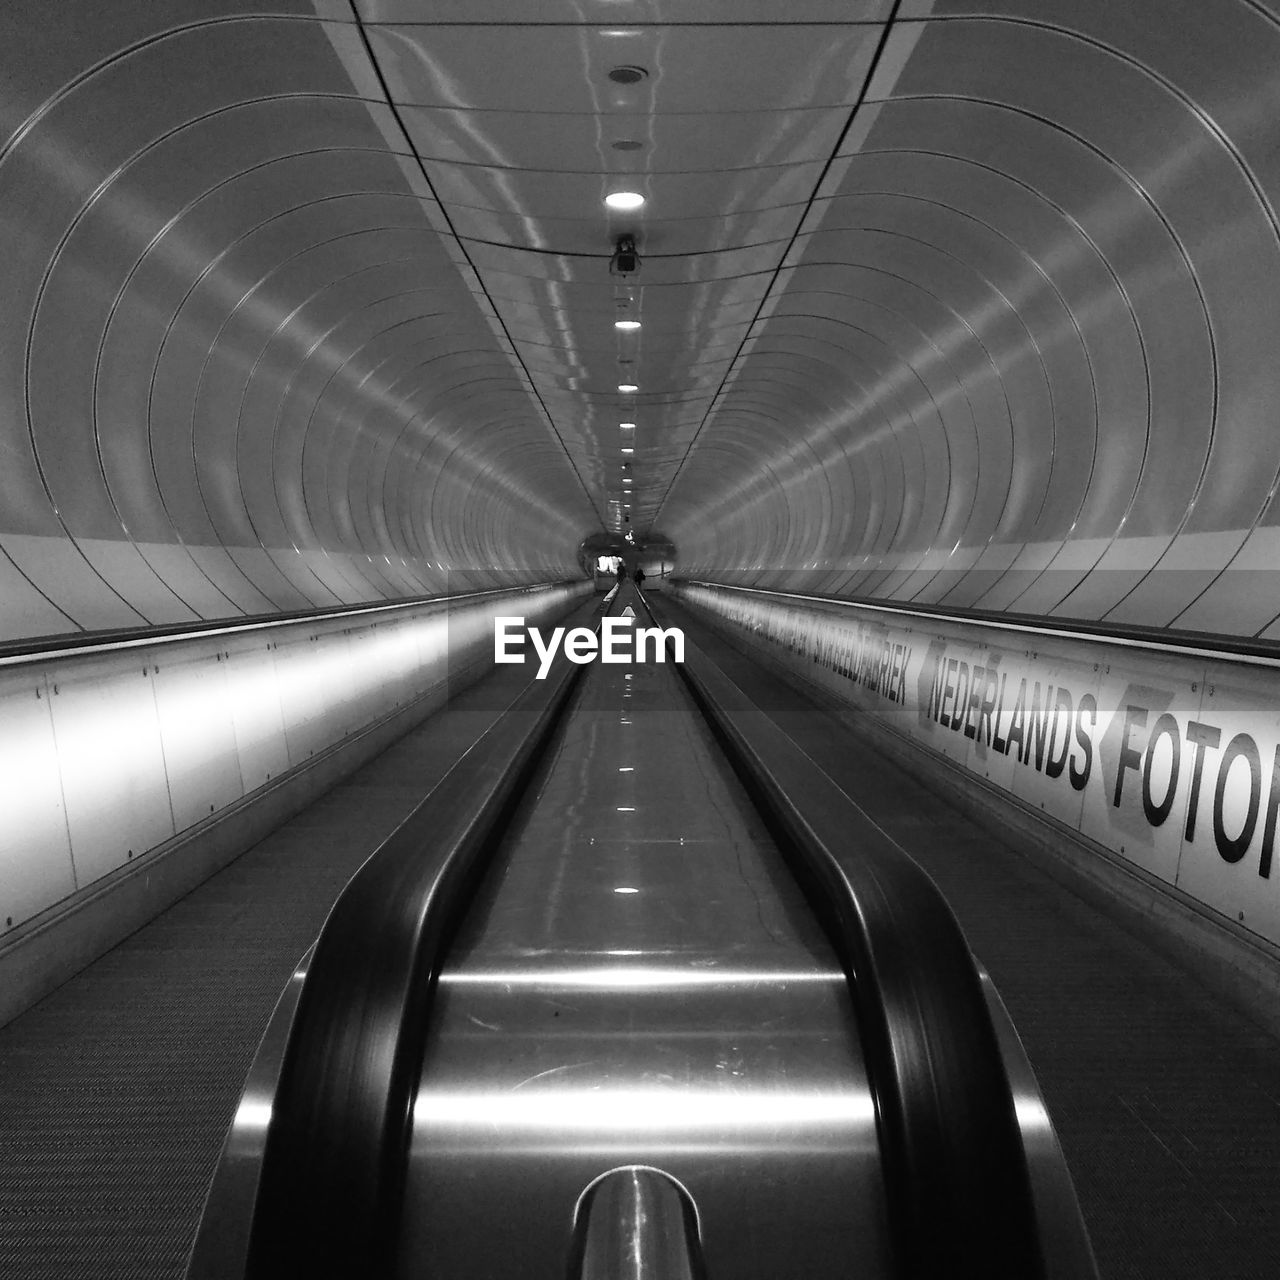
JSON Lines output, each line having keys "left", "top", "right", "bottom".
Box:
{"left": 3, "top": 1, "right": 1280, "bottom": 642}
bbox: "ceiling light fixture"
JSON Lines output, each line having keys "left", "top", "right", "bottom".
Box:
{"left": 605, "top": 191, "right": 645, "bottom": 211}
{"left": 619, "top": 422, "right": 635, "bottom": 429}
{"left": 618, "top": 383, "right": 638, "bottom": 392}
{"left": 621, "top": 447, "right": 634, "bottom": 453}
{"left": 614, "top": 319, "right": 641, "bottom": 331}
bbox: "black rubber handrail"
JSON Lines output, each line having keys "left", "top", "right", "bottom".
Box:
{"left": 0, "top": 577, "right": 576, "bottom": 664}
{"left": 645, "top": 592, "right": 1045, "bottom": 1279}
{"left": 241, "top": 607, "right": 603, "bottom": 1280}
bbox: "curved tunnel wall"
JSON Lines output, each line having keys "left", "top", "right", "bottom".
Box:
{"left": 3, "top": 3, "right": 1280, "bottom": 648}
{"left": 664, "top": 1, "right": 1280, "bottom": 642}
{"left": 0, "top": 1, "right": 595, "bottom": 645}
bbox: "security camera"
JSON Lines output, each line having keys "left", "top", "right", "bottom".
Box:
{"left": 610, "top": 235, "right": 640, "bottom": 275}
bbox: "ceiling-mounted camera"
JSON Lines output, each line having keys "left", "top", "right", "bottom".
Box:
{"left": 610, "top": 235, "right": 640, "bottom": 276}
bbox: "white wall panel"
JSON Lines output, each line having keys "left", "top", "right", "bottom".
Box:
{"left": 225, "top": 644, "right": 291, "bottom": 792}
{"left": 152, "top": 648, "right": 244, "bottom": 834}
{"left": 0, "top": 671, "right": 75, "bottom": 929}
{"left": 47, "top": 657, "right": 174, "bottom": 886}
{"left": 275, "top": 632, "right": 358, "bottom": 766}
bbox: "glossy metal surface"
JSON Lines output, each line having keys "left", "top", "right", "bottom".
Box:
{"left": 397, "top": 589, "right": 890, "bottom": 1279}
{"left": 569, "top": 1166, "right": 706, "bottom": 1280}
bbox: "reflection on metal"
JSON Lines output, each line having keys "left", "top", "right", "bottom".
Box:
{"left": 569, "top": 1166, "right": 706, "bottom": 1280}
{"left": 439, "top": 966, "right": 845, "bottom": 989}
{"left": 414, "top": 1088, "right": 873, "bottom": 1136}
{"left": 400, "top": 599, "right": 890, "bottom": 1278}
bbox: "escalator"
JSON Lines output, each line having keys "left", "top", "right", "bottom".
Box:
{"left": 188, "top": 585, "right": 1095, "bottom": 1279}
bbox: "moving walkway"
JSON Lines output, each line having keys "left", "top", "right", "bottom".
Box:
{"left": 188, "top": 585, "right": 1094, "bottom": 1279}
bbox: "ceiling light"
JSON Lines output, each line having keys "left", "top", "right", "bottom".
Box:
{"left": 623, "top": 478, "right": 632, "bottom": 485}
{"left": 614, "top": 319, "right": 641, "bottom": 331}
{"left": 619, "top": 422, "right": 635, "bottom": 429}
{"left": 605, "top": 191, "right": 645, "bottom": 211}
{"left": 621, "top": 447, "right": 633, "bottom": 453}
{"left": 618, "top": 383, "right": 638, "bottom": 392}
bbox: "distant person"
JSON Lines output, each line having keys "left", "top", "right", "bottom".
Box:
{"left": 633, "top": 567, "right": 646, "bottom": 588}
{"left": 615, "top": 561, "right": 626, "bottom": 584}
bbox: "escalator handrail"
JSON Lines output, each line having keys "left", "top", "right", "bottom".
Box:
{"left": 241, "top": 609, "right": 603, "bottom": 1279}
{"left": 648, "top": 593, "right": 1045, "bottom": 1279}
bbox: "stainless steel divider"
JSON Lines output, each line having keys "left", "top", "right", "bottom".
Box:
{"left": 568, "top": 1167, "right": 706, "bottom": 1280}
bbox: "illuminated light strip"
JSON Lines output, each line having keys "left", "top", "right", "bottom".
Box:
{"left": 682, "top": 581, "right": 1280, "bottom": 672}
{"left": 414, "top": 1088, "right": 873, "bottom": 1131}
{"left": 439, "top": 967, "right": 843, "bottom": 989}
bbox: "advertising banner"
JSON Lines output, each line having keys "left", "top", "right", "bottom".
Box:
{"left": 679, "top": 582, "right": 1280, "bottom": 949}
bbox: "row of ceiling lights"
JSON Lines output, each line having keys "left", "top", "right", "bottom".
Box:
{"left": 611, "top": 195, "right": 644, "bottom": 387}
{"left": 607, "top": 191, "right": 645, "bottom": 523}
